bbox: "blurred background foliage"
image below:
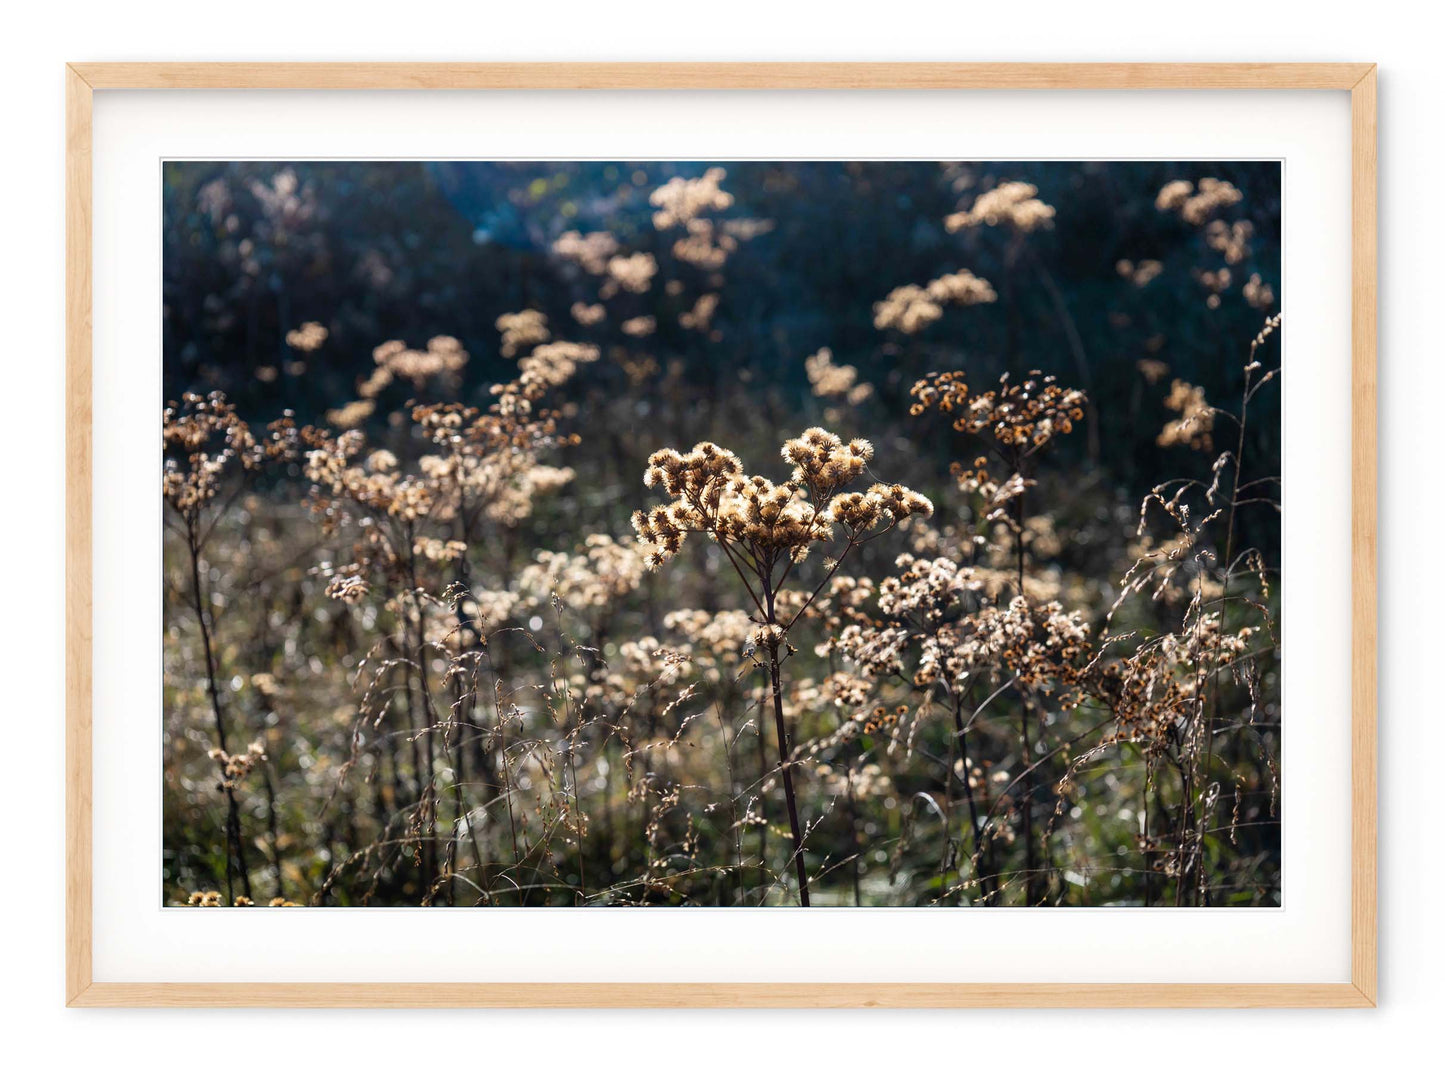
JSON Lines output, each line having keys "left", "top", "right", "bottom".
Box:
{"left": 164, "top": 159, "right": 1280, "bottom": 497}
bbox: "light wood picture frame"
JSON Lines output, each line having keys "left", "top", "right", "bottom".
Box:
{"left": 65, "top": 61, "right": 1378, "bottom": 1009}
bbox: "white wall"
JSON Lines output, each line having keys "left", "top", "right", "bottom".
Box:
{"left": 2, "top": 2, "right": 1437, "bottom": 1075}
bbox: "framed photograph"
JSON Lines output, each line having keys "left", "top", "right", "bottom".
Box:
{"left": 66, "top": 62, "right": 1377, "bottom": 1007}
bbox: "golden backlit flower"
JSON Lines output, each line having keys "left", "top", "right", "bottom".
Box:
{"left": 1157, "top": 177, "right": 1243, "bottom": 226}
{"left": 571, "top": 301, "right": 607, "bottom": 326}
{"left": 1116, "top": 259, "right": 1164, "bottom": 287}
{"left": 909, "top": 371, "right": 1086, "bottom": 453}
{"left": 496, "top": 310, "right": 550, "bottom": 358}
{"left": 945, "top": 181, "right": 1056, "bottom": 233}
{"left": 552, "top": 230, "right": 619, "bottom": 275}
{"left": 1157, "top": 380, "right": 1214, "bottom": 451}
{"left": 162, "top": 391, "right": 260, "bottom": 515}
{"left": 874, "top": 270, "right": 995, "bottom": 333}
{"left": 603, "top": 252, "right": 658, "bottom": 295}
{"left": 284, "top": 320, "right": 329, "bottom": 352}
{"left": 678, "top": 293, "right": 720, "bottom": 333}
{"left": 1243, "top": 273, "right": 1276, "bottom": 311}
{"left": 804, "top": 347, "right": 873, "bottom": 404}
{"left": 650, "top": 167, "right": 734, "bottom": 230}
{"left": 633, "top": 430, "right": 929, "bottom": 576}
{"left": 325, "top": 399, "right": 375, "bottom": 429}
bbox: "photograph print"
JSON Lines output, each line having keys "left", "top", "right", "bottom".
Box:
{"left": 162, "top": 159, "right": 1282, "bottom": 907}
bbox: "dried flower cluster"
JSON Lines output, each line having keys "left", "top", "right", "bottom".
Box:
{"left": 1157, "top": 380, "right": 1214, "bottom": 450}
{"left": 804, "top": 347, "right": 873, "bottom": 405}
{"left": 285, "top": 320, "right": 329, "bottom": 352}
{"left": 650, "top": 167, "right": 734, "bottom": 230}
{"left": 909, "top": 371, "right": 1086, "bottom": 453}
{"left": 1116, "top": 259, "right": 1164, "bottom": 287}
{"left": 1156, "top": 177, "right": 1243, "bottom": 226}
{"left": 632, "top": 430, "right": 930, "bottom": 572}
{"left": 496, "top": 309, "right": 550, "bottom": 358}
{"left": 946, "top": 181, "right": 1057, "bottom": 233}
{"left": 370, "top": 335, "right": 470, "bottom": 389}
{"left": 873, "top": 269, "right": 997, "bottom": 333}
{"left": 552, "top": 230, "right": 620, "bottom": 275}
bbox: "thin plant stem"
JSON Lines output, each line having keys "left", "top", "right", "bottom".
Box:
{"left": 185, "top": 518, "right": 251, "bottom": 902}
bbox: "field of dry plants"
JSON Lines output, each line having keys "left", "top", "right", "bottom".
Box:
{"left": 163, "top": 160, "right": 1281, "bottom": 907}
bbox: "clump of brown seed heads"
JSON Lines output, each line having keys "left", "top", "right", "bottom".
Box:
{"left": 909, "top": 370, "right": 1087, "bottom": 454}
{"left": 632, "top": 429, "right": 932, "bottom": 573}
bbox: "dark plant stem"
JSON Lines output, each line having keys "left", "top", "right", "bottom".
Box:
{"left": 185, "top": 521, "right": 251, "bottom": 903}
{"left": 766, "top": 642, "right": 809, "bottom": 906}
{"left": 952, "top": 694, "right": 993, "bottom": 905}
{"left": 754, "top": 689, "right": 769, "bottom": 897}
{"left": 1012, "top": 485, "right": 1039, "bottom": 906}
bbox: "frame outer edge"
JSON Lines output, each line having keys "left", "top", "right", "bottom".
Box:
{"left": 70, "top": 981, "right": 1375, "bottom": 1010}
{"left": 1349, "top": 65, "right": 1379, "bottom": 1007}
{"left": 66, "top": 61, "right": 1374, "bottom": 91}
{"left": 65, "top": 60, "right": 1381, "bottom": 1009}
{"left": 65, "top": 62, "right": 95, "bottom": 1007}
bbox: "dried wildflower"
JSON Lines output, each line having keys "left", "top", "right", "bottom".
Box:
{"left": 325, "top": 572, "right": 369, "bottom": 603}
{"left": 1243, "top": 273, "right": 1276, "bottom": 311}
{"left": 1157, "top": 177, "right": 1243, "bottom": 226}
{"left": 946, "top": 181, "right": 1056, "bottom": 233}
{"left": 632, "top": 428, "right": 928, "bottom": 905}
{"left": 1137, "top": 359, "right": 1170, "bottom": 385}
{"left": 285, "top": 320, "right": 329, "bottom": 352}
{"left": 804, "top": 347, "right": 873, "bottom": 405}
{"left": 671, "top": 219, "right": 738, "bottom": 269}
{"left": 520, "top": 534, "right": 648, "bottom": 614}
{"left": 909, "top": 370, "right": 1086, "bottom": 453}
{"left": 496, "top": 309, "right": 550, "bottom": 359}
{"left": 678, "top": 293, "right": 720, "bottom": 333}
{"left": 305, "top": 330, "right": 590, "bottom": 610}
{"left": 456, "top": 588, "right": 521, "bottom": 632}
{"left": 650, "top": 167, "right": 734, "bottom": 230}
{"left": 571, "top": 301, "right": 606, "bottom": 326}
{"left": 874, "top": 269, "right": 996, "bottom": 334}
{"left": 325, "top": 399, "right": 375, "bottom": 429}
{"left": 927, "top": 268, "right": 998, "bottom": 306}
{"left": 1205, "top": 219, "right": 1253, "bottom": 265}
{"left": 552, "top": 230, "right": 619, "bottom": 275}
{"left": 369, "top": 335, "right": 470, "bottom": 389}
{"left": 1158, "top": 380, "right": 1214, "bottom": 451}
{"left": 1253, "top": 311, "right": 1283, "bottom": 349}
{"left": 873, "top": 284, "right": 943, "bottom": 334}
{"left": 583, "top": 634, "right": 696, "bottom": 709}
{"left": 357, "top": 363, "right": 394, "bottom": 399}
{"left": 163, "top": 391, "right": 261, "bottom": 515}
{"left": 1116, "top": 259, "right": 1164, "bottom": 287}
{"left": 509, "top": 341, "right": 600, "bottom": 396}
{"left": 603, "top": 252, "right": 658, "bottom": 296}
{"left": 1155, "top": 180, "right": 1194, "bottom": 213}
{"left": 661, "top": 608, "right": 756, "bottom": 681}
{"left": 837, "top": 556, "right": 1091, "bottom": 711}
{"left": 209, "top": 739, "right": 267, "bottom": 789}
{"left": 413, "top": 536, "right": 468, "bottom": 563}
